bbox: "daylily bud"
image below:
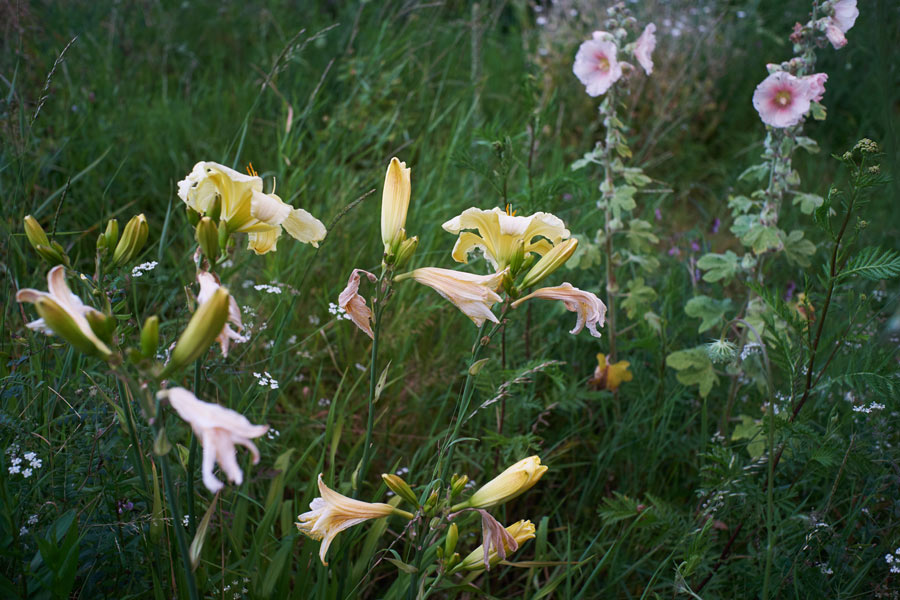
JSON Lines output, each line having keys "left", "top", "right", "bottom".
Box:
{"left": 34, "top": 297, "right": 112, "bottom": 358}
{"left": 444, "top": 523, "right": 459, "bottom": 556}
{"left": 520, "top": 238, "right": 579, "bottom": 289}
{"left": 85, "top": 310, "right": 116, "bottom": 345}
{"left": 217, "top": 219, "right": 229, "bottom": 251}
{"left": 393, "top": 235, "right": 418, "bottom": 269}
{"left": 141, "top": 316, "right": 160, "bottom": 359}
{"left": 454, "top": 520, "right": 536, "bottom": 572}
{"left": 453, "top": 456, "right": 547, "bottom": 510}
{"left": 508, "top": 239, "right": 526, "bottom": 276}
{"left": 382, "top": 473, "right": 419, "bottom": 507}
{"left": 104, "top": 219, "right": 119, "bottom": 250}
{"left": 450, "top": 473, "right": 469, "bottom": 498}
{"left": 207, "top": 194, "right": 222, "bottom": 224}
{"left": 163, "top": 287, "right": 230, "bottom": 376}
{"left": 185, "top": 206, "right": 201, "bottom": 226}
{"left": 381, "top": 157, "right": 412, "bottom": 255}
{"left": 113, "top": 214, "right": 149, "bottom": 266}
{"left": 24, "top": 216, "right": 68, "bottom": 266}
{"left": 195, "top": 217, "right": 219, "bottom": 262}
{"left": 423, "top": 490, "right": 439, "bottom": 515}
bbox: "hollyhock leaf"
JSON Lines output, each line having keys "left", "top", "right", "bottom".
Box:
{"left": 624, "top": 219, "right": 659, "bottom": 253}
{"left": 621, "top": 277, "right": 657, "bottom": 319}
{"left": 793, "top": 193, "right": 824, "bottom": 214}
{"left": 742, "top": 224, "right": 781, "bottom": 255}
{"left": 782, "top": 230, "right": 817, "bottom": 267}
{"left": 697, "top": 251, "right": 740, "bottom": 283}
{"left": 685, "top": 296, "right": 733, "bottom": 333}
{"left": 810, "top": 101, "right": 827, "bottom": 120}
{"left": 666, "top": 348, "right": 718, "bottom": 398}
{"left": 731, "top": 415, "right": 766, "bottom": 459}
{"left": 610, "top": 185, "right": 637, "bottom": 218}
{"left": 795, "top": 136, "right": 819, "bottom": 153}
{"left": 738, "top": 164, "right": 769, "bottom": 183}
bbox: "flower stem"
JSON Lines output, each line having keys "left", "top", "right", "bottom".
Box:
{"left": 357, "top": 268, "right": 388, "bottom": 492}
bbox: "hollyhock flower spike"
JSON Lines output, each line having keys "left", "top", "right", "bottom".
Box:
{"left": 751, "top": 71, "right": 827, "bottom": 128}
{"left": 573, "top": 32, "right": 623, "bottom": 97}
{"left": 338, "top": 269, "right": 377, "bottom": 339}
{"left": 161, "top": 387, "right": 269, "bottom": 493}
{"left": 16, "top": 265, "right": 112, "bottom": 358}
{"left": 824, "top": 0, "right": 858, "bottom": 49}
{"left": 396, "top": 267, "right": 506, "bottom": 326}
{"left": 633, "top": 23, "right": 657, "bottom": 75}
{"left": 512, "top": 283, "right": 607, "bottom": 338}
{"left": 297, "top": 474, "right": 414, "bottom": 565}
{"left": 196, "top": 271, "right": 247, "bottom": 356}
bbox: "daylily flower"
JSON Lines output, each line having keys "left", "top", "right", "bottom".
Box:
{"left": 519, "top": 238, "right": 579, "bottom": 290}
{"left": 380, "top": 157, "right": 412, "bottom": 255}
{"left": 338, "top": 269, "right": 377, "bottom": 338}
{"left": 160, "top": 387, "right": 269, "bottom": 493}
{"left": 442, "top": 207, "right": 569, "bottom": 272}
{"left": 397, "top": 267, "right": 506, "bottom": 326}
{"left": 573, "top": 32, "right": 623, "bottom": 97}
{"left": 751, "top": 71, "right": 828, "bottom": 128}
{"left": 297, "top": 474, "right": 414, "bottom": 565}
{"left": 824, "top": 0, "right": 858, "bottom": 49}
{"left": 511, "top": 283, "right": 607, "bottom": 338}
{"left": 633, "top": 23, "right": 657, "bottom": 75}
{"left": 455, "top": 456, "right": 548, "bottom": 510}
{"left": 454, "top": 520, "right": 536, "bottom": 573}
{"left": 590, "top": 353, "right": 633, "bottom": 391}
{"left": 16, "top": 265, "right": 112, "bottom": 358}
{"left": 177, "top": 161, "right": 326, "bottom": 254}
{"left": 197, "top": 271, "right": 247, "bottom": 356}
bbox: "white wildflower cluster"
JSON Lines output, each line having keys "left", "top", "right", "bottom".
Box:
{"left": 328, "top": 302, "right": 352, "bottom": 321}
{"left": 885, "top": 548, "right": 900, "bottom": 574}
{"left": 253, "top": 284, "right": 282, "bottom": 295}
{"left": 182, "top": 515, "right": 190, "bottom": 528}
{"left": 852, "top": 402, "right": 885, "bottom": 414}
{"left": 266, "top": 429, "right": 281, "bottom": 441}
{"left": 308, "top": 315, "right": 320, "bottom": 326}
{"left": 252, "top": 371, "right": 279, "bottom": 390}
{"left": 7, "top": 448, "right": 43, "bottom": 478}
{"left": 131, "top": 261, "right": 158, "bottom": 277}
{"left": 317, "top": 397, "right": 331, "bottom": 407}
{"left": 218, "top": 576, "right": 250, "bottom": 599}
{"left": 817, "top": 562, "right": 833, "bottom": 575}
{"left": 242, "top": 280, "right": 254, "bottom": 289}
{"left": 740, "top": 342, "right": 762, "bottom": 361}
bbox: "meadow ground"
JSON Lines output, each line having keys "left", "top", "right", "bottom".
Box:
{"left": 1, "top": 1, "right": 899, "bottom": 598}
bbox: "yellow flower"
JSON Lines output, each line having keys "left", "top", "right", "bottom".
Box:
{"left": 455, "top": 456, "right": 548, "bottom": 510}
{"left": 442, "top": 207, "right": 569, "bottom": 271}
{"left": 160, "top": 388, "right": 268, "bottom": 493}
{"left": 590, "top": 353, "right": 633, "bottom": 391}
{"left": 177, "top": 161, "right": 326, "bottom": 254}
{"left": 380, "top": 157, "right": 412, "bottom": 255}
{"left": 15, "top": 265, "right": 112, "bottom": 358}
{"left": 338, "top": 269, "right": 377, "bottom": 339}
{"left": 196, "top": 271, "right": 247, "bottom": 356}
{"left": 511, "top": 283, "right": 606, "bottom": 338}
{"left": 455, "top": 520, "right": 536, "bottom": 572}
{"left": 297, "top": 474, "right": 413, "bottom": 565}
{"left": 396, "top": 267, "right": 506, "bottom": 326}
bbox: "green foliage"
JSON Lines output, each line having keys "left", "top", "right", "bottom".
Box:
{"left": 666, "top": 347, "right": 718, "bottom": 398}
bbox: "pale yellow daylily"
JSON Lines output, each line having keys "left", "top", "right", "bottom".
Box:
{"left": 160, "top": 387, "right": 269, "bottom": 493}
{"left": 338, "top": 269, "right": 376, "bottom": 339}
{"left": 196, "top": 271, "right": 247, "bottom": 356}
{"left": 177, "top": 161, "right": 326, "bottom": 254}
{"left": 380, "top": 157, "right": 411, "bottom": 255}
{"left": 455, "top": 456, "right": 548, "bottom": 510}
{"left": 519, "top": 237, "right": 579, "bottom": 289}
{"left": 297, "top": 474, "right": 413, "bottom": 565}
{"left": 397, "top": 267, "right": 506, "bottom": 326}
{"left": 442, "top": 207, "right": 569, "bottom": 271}
{"left": 455, "top": 520, "right": 536, "bottom": 572}
{"left": 16, "top": 265, "right": 112, "bottom": 358}
{"left": 512, "top": 283, "right": 607, "bottom": 338}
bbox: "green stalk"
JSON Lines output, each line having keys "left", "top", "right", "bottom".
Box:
{"left": 160, "top": 448, "right": 200, "bottom": 600}
{"left": 357, "top": 268, "right": 388, "bottom": 491}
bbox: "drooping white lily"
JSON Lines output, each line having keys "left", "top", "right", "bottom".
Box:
{"left": 160, "top": 387, "right": 268, "bottom": 493}
{"left": 397, "top": 267, "right": 506, "bottom": 326}
{"left": 512, "top": 283, "right": 607, "bottom": 338}
{"left": 196, "top": 271, "right": 247, "bottom": 356}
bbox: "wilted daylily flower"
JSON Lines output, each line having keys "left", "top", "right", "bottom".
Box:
{"left": 16, "top": 265, "right": 112, "bottom": 358}
{"left": 442, "top": 207, "right": 569, "bottom": 273}
{"left": 338, "top": 269, "right": 377, "bottom": 338}
{"left": 396, "top": 267, "right": 506, "bottom": 326}
{"left": 512, "top": 283, "right": 607, "bottom": 338}
{"left": 453, "top": 520, "right": 536, "bottom": 573}
{"left": 573, "top": 32, "right": 623, "bottom": 97}
{"left": 160, "top": 387, "right": 269, "bottom": 493}
{"left": 297, "top": 474, "right": 414, "bottom": 565}
{"left": 177, "top": 161, "right": 326, "bottom": 254}
{"left": 454, "top": 456, "right": 548, "bottom": 510}
{"left": 590, "top": 353, "right": 633, "bottom": 391}
{"left": 197, "top": 271, "right": 247, "bottom": 356}
{"left": 380, "top": 157, "right": 412, "bottom": 256}
{"left": 633, "top": 23, "right": 657, "bottom": 75}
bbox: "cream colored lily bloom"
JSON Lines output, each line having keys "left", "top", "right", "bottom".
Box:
{"left": 442, "top": 207, "right": 569, "bottom": 271}
{"left": 338, "top": 269, "right": 377, "bottom": 339}
{"left": 16, "top": 265, "right": 112, "bottom": 358}
{"left": 160, "top": 387, "right": 269, "bottom": 493}
{"left": 380, "top": 157, "right": 411, "bottom": 254}
{"left": 196, "top": 271, "right": 247, "bottom": 356}
{"left": 177, "top": 161, "right": 326, "bottom": 254}
{"left": 457, "top": 456, "right": 548, "bottom": 510}
{"left": 512, "top": 283, "right": 607, "bottom": 338}
{"left": 455, "top": 520, "right": 536, "bottom": 572}
{"left": 297, "top": 474, "right": 411, "bottom": 565}
{"left": 399, "top": 267, "right": 506, "bottom": 326}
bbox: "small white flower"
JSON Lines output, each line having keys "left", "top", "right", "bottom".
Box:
{"left": 11, "top": 457, "right": 22, "bottom": 466}
{"left": 22, "top": 468, "right": 33, "bottom": 478}
{"left": 27, "top": 514, "right": 38, "bottom": 525}
{"left": 8, "top": 465, "right": 20, "bottom": 475}
{"left": 19, "top": 526, "right": 28, "bottom": 536}
{"left": 29, "top": 458, "right": 42, "bottom": 469}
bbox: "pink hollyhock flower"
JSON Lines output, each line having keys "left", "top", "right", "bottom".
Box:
{"left": 825, "top": 0, "right": 859, "bottom": 49}
{"left": 751, "top": 71, "right": 827, "bottom": 128}
{"left": 573, "top": 32, "right": 622, "bottom": 97}
{"left": 634, "top": 23, "right": 657, "bottom": 75}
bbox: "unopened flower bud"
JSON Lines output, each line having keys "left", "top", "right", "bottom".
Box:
{"left": 444, "top": 523, "right": 459, "bottom": 556}
{"left": 24, "top": 216, "right": 68, "bottom": 266}
{"left": 393, "top": 235, "right": 418, "bottom": 269}
{"left": 423, "top": 490, "right": 439, "bottom": 515}
{"left": 454, "top": 520, "right": 536, "bottom": 573}
{"left": 104, "top": 219, "right": 119, "bottom": 249}
{"left": 163, "top": 287, "right": 230, "bottom": 376}
{"left": 453, "top": 456, "right": 547, "bottom": 510}
{"left": 185, "top": 206, "right": 201, "bottom": 227}
{"left": 34, "top": 297, "right": 112, "bottom": 358}
{"left": 381, "top": 157, "right": 412, "bottom": 255}
{"left": 195, "top": 217, "right": 219, "bottom": 262}
{"left": 508, "top": 239, "right": 526, "bottom": 276}
{"left": 141, "top": 316, "right": 160, "bottom": 359}
{"left": 450, "top": 473, "right": 469, "bottom": 498}
{"left": 85, "top": 310, "right": 116, "bottom": 344}
{"left": 382, "top": 473, "right": 419, "bottom": 507}
{"left": 113, "top": 214, "right": 149, "bottom": 266}
{"left": 519, "top": 238, "right": 578, "bottom": 289}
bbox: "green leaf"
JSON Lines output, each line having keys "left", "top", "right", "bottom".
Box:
{"left": 810, "top": 101, "right": 826, "bottom": 120}
{"left": 742, "top": 224, "right": 781, "bottom": 255}
{"left": 782, "top": 230, "right": 816, "bottom": 267}
{"left": 738, "top": 163, "right": 769, "bottom": 183}
{"left": 697, "top": 251, "right": 740, "bottom": 283}
{"left": 624, "top": 219, "right": 659, "bottom": 253}
{"left": 666, "top": 347, "right": 718, "bottom": 397}
{"left": 385, "top": 557, "right": 418, "bottom": 574}
{"left": 795, "top": 136, "right": 819, "bottom": 153}
{"left": 731, "top": 414, "right": 765, "bottom": 458}
{"left": 189, "top": 495, "right": 218, "bottom": 570}
{"left": 684, "top": 296, "right": 732, "bottom": 333}
{"left": 792, "top": 193, "right": 823, "bottom": 214}
{"left": 610, "top": 185, "right": 637, "bottom": 218}
{"left": 621, "top": 277, "right": 657, "bottom": 319}
{"left": 838, "top": 247, "right": 900, "bottom": 281}
{"left": 623, "top": 167, "right": 651, "bottom": 187}
{"left": 727, "top": 195, "right": 753, "bottom": 215}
